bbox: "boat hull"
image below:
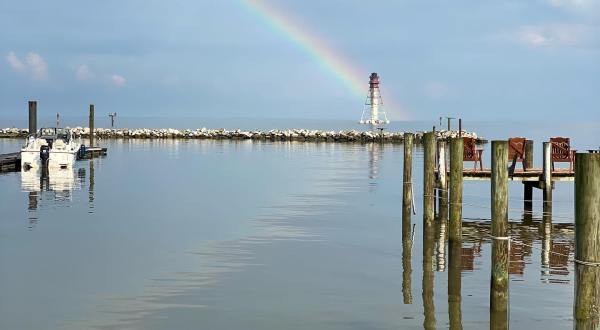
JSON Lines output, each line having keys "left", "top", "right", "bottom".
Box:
{"left": 21, "top": 150, "right": 77, "bottom": 169}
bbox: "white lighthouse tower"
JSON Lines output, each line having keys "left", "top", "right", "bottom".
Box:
{"left": 359, "top": 72, "right": 390, "bottom": 126}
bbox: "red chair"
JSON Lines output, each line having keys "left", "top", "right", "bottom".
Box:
{"left": 463, "top": 137, "right": 483, "bottom": 170}
{"left": 550, "top": 137, "right": 576, "bottom": 171}
{"left": 508, "top": 137, "right": 527, "bottom": 171}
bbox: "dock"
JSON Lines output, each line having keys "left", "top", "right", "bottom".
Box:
{"left": 444, "top": 168, "right": 575, "bottom": 181}
{"left": 0, "top": 152, "right": 21, "bottom": 172}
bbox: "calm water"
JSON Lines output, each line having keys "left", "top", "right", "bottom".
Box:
{"left": 0, "top": 121, "right": 594, "bottom": 329}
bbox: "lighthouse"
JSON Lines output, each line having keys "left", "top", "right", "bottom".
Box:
{"left": 359, "top": 72, "right": 390, "bottom": 126}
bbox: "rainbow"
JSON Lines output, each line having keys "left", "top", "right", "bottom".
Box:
{"left": 239, "top": 0, "right": 407, "bottom": 119}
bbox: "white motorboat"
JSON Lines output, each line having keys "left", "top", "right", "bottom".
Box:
{"left": 21, "top": 127, "right": 81, "bottom": 169}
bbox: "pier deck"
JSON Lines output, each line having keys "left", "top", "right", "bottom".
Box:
{"left": 0, "top": 152, "right": 21, "bottom": 172}
{"left": 439, "top": 168, "right": 575, "bottom": 181}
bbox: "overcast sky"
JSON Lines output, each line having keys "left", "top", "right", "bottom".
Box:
{"left": 0, "top": 0, "right": 598, "bottom": 121}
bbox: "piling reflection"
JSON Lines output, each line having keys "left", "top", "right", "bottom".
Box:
{"left": 461, "top": 218, "right": 574, "bottom": 282}
{"left": 423, "top": 220, "right": 436, "bottom": 329}
{"left": 436, "top": 219, "right": 447, "bottom": 272}
{"left": 89, "top": 160, "right": 95, "bottom": 212}
{"left": 448, "top": 240, "right": 463, "bottom": 330}
{"left": 402, "top": 221, "right": 413, "bottom": 304}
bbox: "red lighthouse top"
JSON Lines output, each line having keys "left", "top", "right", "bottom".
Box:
{"left": 369, "top": 72, "right": 380, "bottom": 88}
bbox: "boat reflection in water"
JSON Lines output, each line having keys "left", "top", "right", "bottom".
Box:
{"left": 21, "top": 166, "right": 85, "bottom": 228}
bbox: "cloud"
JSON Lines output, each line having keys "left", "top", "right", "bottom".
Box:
{"left": 6, "top": 52, "right": 26, "bottom": 71}
{"left": 424, "top": 81, "right": 450, "bottom": 99}
{"left": 513, "top": 24, "right": 589, "bottom": 47}
{"left": 25, "top": 52, "right": 48, "bottom": 80}
{"left": 111, "top": 74, "right": 126, "bottom": 86}
{"left": 75, "top": 64, "right": 94, "bottom": 81}
{"left": 6, "top": 51, "right": 48, "bottom": 80}
{"left": 547, "top": 0, "right": 599, "bottom": 11}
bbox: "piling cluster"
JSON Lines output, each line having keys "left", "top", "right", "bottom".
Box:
{"left": 0, "top": 127, "right": 484, "bottom": 143}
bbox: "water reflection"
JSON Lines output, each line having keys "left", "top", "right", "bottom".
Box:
{"left": 20, "top": 161, "right": 96, "bottom": 227}
{"left": 462, "top": 219, "right": 574, "bottom": 281}
{"left": 448, "top": 240, "right": 463, "bottom": 330}
{"left": 423, "top": 220, "right": 436, "bottom": 329}
{"left": 402, "top": 222, "right": 413, "bottom": 304}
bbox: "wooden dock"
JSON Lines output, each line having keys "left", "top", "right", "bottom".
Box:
{"left": 0, "top": 152, "right": 21, "bottom": 172}
{"left": 440, "top": 168, "right": 575, "bottom": 182}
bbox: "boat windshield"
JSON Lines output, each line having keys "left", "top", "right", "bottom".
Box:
{"left": 39, "top": 128, "right": 71, "bottom": 142}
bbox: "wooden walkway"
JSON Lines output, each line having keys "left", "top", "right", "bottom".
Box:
{"left": 439, "top": 168, "right": 575, "bottom": 182}
{"left": 0, "top": 152, "right": 21, "bottom": 172}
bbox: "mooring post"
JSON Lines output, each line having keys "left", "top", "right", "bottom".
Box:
{"left": 402, "top": 224, "right": 413, "bottom": 304}
{"left": 490, "top": 141, "right": 509, "bottom": 324}
{"left": 403, "top": 133, "right": 414, "bottom": 231}
{"left": 28, "top": 101, "right": 37, "bottom": 136}
{"left": 542, "top": 142, "right": 552, "bottom": 201}
{"left": 402, "top": 133, "right": 414, "bottom": 305}
{"left": 89, "top": 104, "right": 95, "bottom": 147}
{"left": 525, "top": 140, "right": 534, "bottom": 170}
{"left": 574, "top": 153, "right": 600, "bottom": 327}
{"left": 423, "top": 132, "right": 436, "bottom": 227}
{"left": 437, "top": 141, "right": 448, "bottom": 222}
{"left": 449, "top": 138, "right": 463, "bottom": 243}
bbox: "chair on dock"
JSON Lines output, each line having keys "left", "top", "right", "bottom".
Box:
{"left": 463, "top": 137, "right": 483, "bottom": 170}
{"left": 508, "top": 137, "right": 527, "bottom": 173}
{"left": 550, "top": 137, "right": 576, "bottom": 171}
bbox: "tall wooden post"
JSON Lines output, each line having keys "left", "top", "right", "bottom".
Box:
{"left": 28, "top": 101, "right": 37, "bottom": 136}
{"left": 402, "top": 223, "right": 413, "bottom": 304}
{"left": 402, "top": 133, "right": 414, "bottom": 305}
{"left": 449, "top": 138, "right": 463, "bottom": 243}
{"left": 542, "top": 142, "right": 552, "bottom": 202}
{"left": 574, "top": 153, "right": 600, "bottom": 327}
{"left": 524, "top": 140, "right": 534, "bottom": 170}
{"left": 523, "top": 140, "right": 534, "bottom": 223}
{"left": 437, "top": 141, "right": 448, "bottom": 222}
{"left": 423, "top": 132, "right": 436, "bottom": 227}
{"left": 458, "top": 119, "right": 462, "bottom": 137}
{"left": 89, "top": 104, "right": 95, "bottom": 147}
{"left": 490, "top": 141, "right": 509, "bottom": 323}
{"left": 403, "top": 133, "right": 414, "bottom": 232}
{"left": 447, "top": 117, "right": 452, "bottom": 132}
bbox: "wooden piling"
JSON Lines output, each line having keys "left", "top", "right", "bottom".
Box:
{"left": 524, "top": 140, "right": 534, "bottom": 170}
{"left": 574, "top": 153, "right": 600, "bottom": 327}
{"left": 402, "top": 227, "right": 413, "bottom": 304}
{"left": 437, "top": 141, "right": 448, "bottom": 222}
{"left": 423, "top": 132, "right": 436, "bottom": 227}
{"left": 402, "top": 133, "right": 414, "bottom": 305}
{"left": 490, "top": 141, "right": 509, "bottom": 319}
{"left": 28, "top": 101, "right": 37, "bottom": 136}
{"left": 403, "top": 133, "right": 414, "bottom": 232}
{"left": 542, "top": 142, "right": 552, "bottom": 202}
{"left": 449, "top": 138, "right": 463, "bottom": 243}
{"left": 89, "top": 104, "right": 95, "bottom": 147}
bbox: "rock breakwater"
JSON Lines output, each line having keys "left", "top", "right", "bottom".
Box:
{"left": 0, "top": 127, "right": 485, "bottom": 143}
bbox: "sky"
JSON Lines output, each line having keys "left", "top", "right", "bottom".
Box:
{"left": 0, "top": 0, "right": 598, "bottom": 122}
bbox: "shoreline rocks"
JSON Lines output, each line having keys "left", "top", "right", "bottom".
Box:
{"left": 0, "top": 127, "right": 486, "bottom": 144}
